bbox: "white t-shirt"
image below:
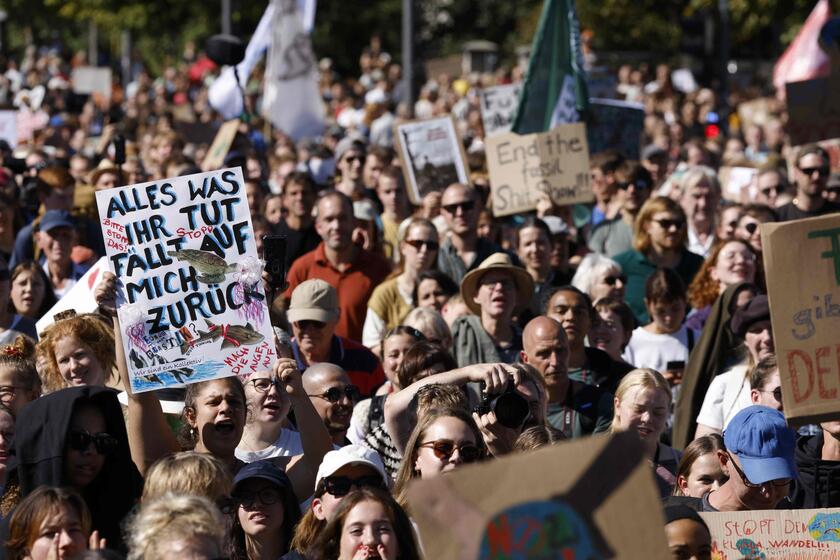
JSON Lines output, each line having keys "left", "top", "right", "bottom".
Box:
{"left": 696, "top": 364, "right": 752, "bottom": 432}
{"left": 622, "top": 324, "right": 698, "bottom": 373}
{"left": 235, "top": 429, "right": 304, "bottom": 463}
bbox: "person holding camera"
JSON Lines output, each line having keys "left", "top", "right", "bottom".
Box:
{"left": 520, "top": 316, "right": 614, "bottom": 439}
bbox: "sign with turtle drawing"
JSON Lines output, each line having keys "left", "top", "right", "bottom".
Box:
{"left": 95, "top": 167, "right": 275, "bottom": 393}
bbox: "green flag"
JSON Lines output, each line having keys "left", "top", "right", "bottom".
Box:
{"left": 512, "top": 0, "right": 590, "bottom": 134}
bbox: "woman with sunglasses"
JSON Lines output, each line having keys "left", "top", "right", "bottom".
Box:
{"left": 686, "top": 239, "right": 756, "bottom": 331}
{"left": 362, "top": 219, "right": 440, "bottom": 349}
{"left": 734, "top": 204, "right": 776, "bottom": 292}
{"left": 12, "top": 386, "right": 143, "bottom": 552}
{"left": 614, "top": 197, "right": 704, "bottom": 324}
{"left": 231, "top": 460, "right": 301, "bottom": 560}
{"left": 393, "top": 408, "right": 484, "bottom": 507}
{"left": 748, "top": 355, "right": 781, "bottom": 412}
{"left": 571, "top": 253, "right": 626, "bottom": 304}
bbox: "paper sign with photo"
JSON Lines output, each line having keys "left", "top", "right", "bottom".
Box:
{"left": 407, "top": 431, "right": 670, "bottom": 559}
{"left": 394, "top": 115, "right": 470, "bottom": 204}
{"left": 95, "top": 167, "right": 275, "bottom": 393}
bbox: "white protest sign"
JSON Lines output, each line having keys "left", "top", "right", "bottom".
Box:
{"left": 479, "top": 83, "right": 522, "bottom": 136}
{"left": 36, "top": 257, "right": 108, "bottom": 336}
{"left": 95, "top": 168, "right": 275, "bottom": 393}
{"left": 0, "top": 111, "right": 18, "bottom": 148}
{"left": 71, "top": 67, "right": 112, "bottom": 99}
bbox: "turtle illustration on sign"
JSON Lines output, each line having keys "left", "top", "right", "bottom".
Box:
{"left": 167, "top": 249, "right": 237, "bottom": 283}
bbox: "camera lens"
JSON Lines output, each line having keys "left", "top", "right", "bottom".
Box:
{"left": 492, "top": 392, "right": 530, "bottom": 429}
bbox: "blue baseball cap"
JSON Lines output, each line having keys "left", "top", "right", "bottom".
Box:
{"left": 233, "top": 459, "right": 293, "bottom": 492}
{"left": 724, "top": 405, "right": 797, "bottom": 484}
{"left": 38, "top": 210, "right": 75, "bottom": 233}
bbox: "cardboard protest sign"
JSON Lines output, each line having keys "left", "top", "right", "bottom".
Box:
{"left": 0, "top": 111, "right": 17, "bottom": 148}
{"left": 407, "top": 431, "right": 670, "bottom": 559}
{"left": 95, "top": 167, "right": 275, "bottom": 393}
{"left": 485, "top": 122, "right": 592, "bottom": 217}
{"left": 202, "top": 120, "right": 240, "bottom": 172}
{"left": 394, "top": 115, "right": 470, "bottom": 204}
{"left": 762, "top": 214, "right": 840, "bottom": 424}
{"left": 699, "top": 508, "right": 840, "bottom": 559}
{"left": 587, "top": 98, "right": 645, "bottom": 159}
{"left": 786, "top": 72, "right": 840, "bottom": 146}
{"left": 719, "top": 166, "right": 758, "bottom": 202}
{"left": 71, "top": 67, "right": 112, "bottom": 99}
{"left": 479, "top": 83, "right": 522, "bottom": 137}
{"left": 36, "top": 257, "right": 108, "bottom": 336}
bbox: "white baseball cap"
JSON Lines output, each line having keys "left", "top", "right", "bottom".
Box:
{"left": 315, "top": 444, "right": 390, "bottom": 491}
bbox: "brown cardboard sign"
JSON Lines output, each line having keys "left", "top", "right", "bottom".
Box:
{"left": 699, "top": 508, "right": 840, "bottom": 559}
{"left": 786, "top": 72, "right": 840, "bottom": 146}
{"left": 394, "top": 115, "right": 471, "bottom": 204}
{"left": 485, "top": 123, "right": 592, "bottom": 217}
{"left": 406, "top": 431, "right": 670, "bottom": 559}
{"left": 762, "top": 215, "right": 840, "bottom": 425}
{"left": 202, "top": 120, "right": 240, "bottom": 172}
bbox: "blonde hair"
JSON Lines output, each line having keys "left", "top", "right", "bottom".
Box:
{"left": 126, "top": 494, "right": 226, "bottom": 560}
{"left": 610, "top": 368, "right": 671, "bottom": 431}
{"left": 401, "top": 307, "right": 451, "bottom": 347}
{"left": 633, "top": 197, "right": 687, "bottom": 254}
{"left": 142, "top": 452, "right": 233, "bottom": 502}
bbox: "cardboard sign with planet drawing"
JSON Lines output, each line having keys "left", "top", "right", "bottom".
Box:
{"left": 95, "top": 167, "right": 275, "bottom": 393}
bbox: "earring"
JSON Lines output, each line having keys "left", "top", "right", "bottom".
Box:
{"left": 190, "top": 426, "right": 196, "bottom": 439}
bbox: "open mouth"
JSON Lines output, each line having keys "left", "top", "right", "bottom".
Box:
{"left": 214, "top": 420, "right": 236, "bottom": 435}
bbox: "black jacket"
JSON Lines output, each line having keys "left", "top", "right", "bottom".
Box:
{"left": 15, "top": 386, "right": 143, "bottom": 550}
{"left": 790, "top": 432, "right": 840, "bottom": 509}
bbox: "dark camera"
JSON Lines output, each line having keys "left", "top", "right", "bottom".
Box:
{"left": 473, "top": 380, "right": 530, "bottom": 429}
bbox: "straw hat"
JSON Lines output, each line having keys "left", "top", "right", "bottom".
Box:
{"left": 88, "top": 159, "right": 128, "bottom": 187}
{"left": 460, "top": 253, "right": 534, "bottom": 316}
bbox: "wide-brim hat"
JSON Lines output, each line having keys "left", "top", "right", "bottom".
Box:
{"left": 88, "top": 159, "right": 128, "bottom": 187}
{"left": 461, "top": 252, "right": 534, "bottom": 316}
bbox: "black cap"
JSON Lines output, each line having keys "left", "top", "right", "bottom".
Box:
{"left": 233, "top": 459, "right": 293, "bottom": 491}
{"left": 730, "top": 294, "right": 770, "bottom": 339}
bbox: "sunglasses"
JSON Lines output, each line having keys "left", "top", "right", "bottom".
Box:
{"left": 604, "top": 275, "right": 626, "bottom": 286}
{"left": 759, "top": 387, "right": 783, "bottom": 403}
{"left": 296, "top": 320, "right": 326, "bottom": 330}
{"left": 323, "top": 475, "right": 386, "bottom": 497}
{"left": 404, "top": 239, "right": 440, "bottom": 251}
{"left": 234, "top": 488, "right": 283, "bottom": 508}
{"left": 726, "top": 451, "right": 790, "bottom": 489}
{"left": 442, "top": 200, "right": 475, "bottom": 214}
{"left": 419, "top": 439, "right": 481, "bottom": 463}
{"left": 343, "top": 155, "right": 364, "bottom": 164}
{"left": 743, "top": 222, "right": 760, "bottom": 235}
{"left": 653, "top": 218, "right": 684, "bottom": 230}
{"left": 249, "top": 377, "right": 282, "bottom": 393}
{"left": 760, "top": 185, "right": 782, "bottom": 196}
{"left": 799, "top": 166, "right": 829, "bottom": 178}
{"left": 308, "top": 385, "right": 359, "bottom": 403}
{"left": 617, "top": 181, "right": 650, "bottom": 191}
{"left": 67, "top": 429, "right": 118, "bottom": 455}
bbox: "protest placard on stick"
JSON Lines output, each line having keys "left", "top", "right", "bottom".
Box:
{"left": 485, "top": 122, "right": 592, "bottom": 217}
{"left": 786, "top": 72, "right": 840, "bottom": 146}
{"left": 407, "top": 431, "right": 670, "bottom": 559}
{"left": 479, "top": 83, "right": 522, "bottom": 137}
{"left": 202, "top": 120, "right": 240, "bottom": 172}
{"left": 95, "top": 167, "right": 275, "bottom": 393}
{"left": 699, "top": 508, "right": 840, "bottom": 559}
{"left": 763, "top": 215, "right": 840, "bottom": 425}
{"left": 394, "top": 115, "right": 470, "bottom": 204}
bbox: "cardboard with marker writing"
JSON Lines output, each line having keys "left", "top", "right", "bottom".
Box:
{"left": 202, "top": 120, "right": 241, "bottom": 172}
{"left": 485, "top": 122, "right": 592, "bottom": 217}
{"left": 762, "top": 215, "right": 840, "bottom": 425}
{"left": 699, "top": 508, "right": 840, "bottom": 560}
{"left": 407, "top": 431, "right": 670, "bottom": 560}
{"left": 95, "top": 167, "right": 275, "bottom": 393}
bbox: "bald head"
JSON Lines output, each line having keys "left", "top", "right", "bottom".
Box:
{"left": 521, "top": 316, "right": 569, "bottom": 384}
{"left": 302, "top": 363, "right": 350, "bottom": 392}
{"left": 303, "top": 363, "right": 353, "bottom": 443}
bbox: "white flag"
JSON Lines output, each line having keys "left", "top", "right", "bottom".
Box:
{"left": 262, "top": 0, "right": 325, "bottom": 140}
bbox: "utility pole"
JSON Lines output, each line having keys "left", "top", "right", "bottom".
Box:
{"left": 121, "top": 30, "right": 131, "bottom": 88}
{"left": 222, "top": 0, "right": 232, "bottom": 35}
{"left": 402, "top": 0, "right": 414, "bottom": 111}
{"left": 88, "top": 21, "right": 98, "bottom": 65}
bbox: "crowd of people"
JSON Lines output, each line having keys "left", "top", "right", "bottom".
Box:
{"left": 0, "top": 24, "right": 837, "bottom": 560}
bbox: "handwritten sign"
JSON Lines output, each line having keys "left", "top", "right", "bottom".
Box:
{"left": 786, "top": 72, "right": 840, "bottom": 146}
{"left": 485, "top": 122, "right": 592, "bottom": 217}
{"left": 587, "top": 98, "right": 645, "bottom": 159}
{"left": 700, "top": 508, "right": 840, "bottom": 559}
{"left": 36, "top": 257, "right": 108, "bottom": 336}
{"left": 719, "top": 166, "right": 758, "bottom": 202}
{"left": 763, "top": 215, "right": 840, "bottom": 425}
{"left": 394, "top": 115, "right": 470, "bottom": 204}
{"left": 95, "top": 167, "right": 275, "bottom": 393}
{"left": 407, "top": 431, "right": 669, "bottom": 559}
{"left": 71, "top": 67, "right": 112, "bottom": 99}
{"left": 202, "top": 120, "right": 240, "bottom": 172}
{"left": 479, "top": 83, "right": 522, "bottom": 137}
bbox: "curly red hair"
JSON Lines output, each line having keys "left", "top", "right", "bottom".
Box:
{"left": 687, "top": 239, "right": 755, "bottom": 309}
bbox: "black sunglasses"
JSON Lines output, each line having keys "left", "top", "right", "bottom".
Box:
{"left": 308, "top": 385, "right": 359, "bottom": 403}
{"left": 760, "top": 387, "right": 783, "bottom": 403}
{"left": 653, "top": 218, "right": 684, "bottom": 230}
{"left": 442, "top": 200, "right": 475, "bottom": 214}
{"left": 404, "top": 239, "right": 440, "bottom": 251}
{"left": 799, "top": 166, "right": 829, "bottom": 177}
{"left": 760, "top": 185, "right": 782, "bottom": 196}
{"left": 67, "top": 429, "right": 118, "bottom": 455}
{"left": 726, "top": 451, "right": 790, "bottom": 489}
{"left": 296, "top": 320, "right": 326, "bottom": 330}
{"left": 604, "top": 274, "right": 626, "bottom": 286}
{"left": 234, "top": 488, "right": 283, "bottom": 508}
{"left": 744, "top": 222, "right": 759, "bottom": 235}
{"left": 419, "top": 439, "right": 481, "bottom": 463}
{"left": 323, "top": 475, "right": 386, "bottom": 497}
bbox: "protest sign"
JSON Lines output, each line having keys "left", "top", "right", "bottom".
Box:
{"left": 36, "top": 257, "right": 108, "bottom": 336}
{"left": 738, "top": 97, "right": 775, "bottom": 130}
{"left": 479, "top": 83, "right": 522, "bottom": 137}
{"left": 0, "top": 111, "right": 17, "bottom": 148}
{"left": 71, "top": 67, "right": 112, "bottom": 99}
{"left": 719, "top": 166, "right": 758, "bottom": 202}
{"left": 485, "top": 122, "right": 592, "bottom": 217}
{"left": 176, "top": 120, "right": 219, "bottom": 146}
{"left": 394, "top": 115, "right": 470, "bottom": 204}
{"left": 786, "top": 72, "right": 840, "bottom": 146}
{"left": 407, "top": 431, "right": 670, "bottom": 560}
{"left": 95, "top": 167, "right": 275, "bottom": 393}
{"left": 699, "top": 508, "right": 840, "bottom": 559}
{"left": 202, "top": 120, "right": 240, "bottom": 172}
{"left": 587, "top": 98, "right": 645, "bottom": 159}
{"left": 762, "top": 214, "right": 840, "bottom": 424}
